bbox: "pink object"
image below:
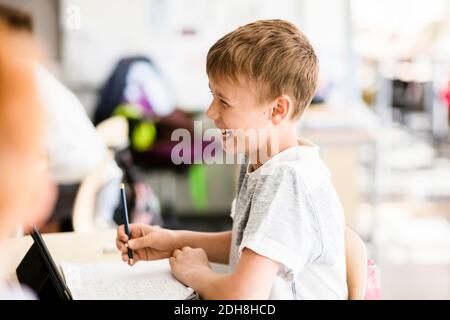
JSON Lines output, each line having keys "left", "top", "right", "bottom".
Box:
{"left": 365, "top": 259, "right": 382, "bottom": 300}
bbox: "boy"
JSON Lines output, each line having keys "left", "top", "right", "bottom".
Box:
{"left": 116, "top": 19, "right": 347, "bottom": 299}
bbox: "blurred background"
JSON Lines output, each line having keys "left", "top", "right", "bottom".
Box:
{"left": 1, "top": 0, "right": 449, "bottom": 299}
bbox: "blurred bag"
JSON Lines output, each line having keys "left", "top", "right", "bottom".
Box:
{"left": 94, "top": 56, "right": 203, "bottom": 169}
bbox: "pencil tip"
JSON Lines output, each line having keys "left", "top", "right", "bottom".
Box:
{"left": 129, "top": 259, "right": 134, "bottom": 265}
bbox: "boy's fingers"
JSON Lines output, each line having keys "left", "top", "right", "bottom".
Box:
{"left": 117, "top": 242, "right": 128, "bottom": 254}
{"left": 172, "top": 249, "right": 181, "bottom": 258}
{"left": 115, "top": 239, "right": 124, "bottom": 251}
{"left": 127, "top": 236, "right": 153, "bottom": 250}
{"left": 117, "top": 224, "right": 124, "bottom": 237}
{"left": 117, "top": 225, "right": 129, "bottom": 242}
{"left": 129, "top": 224, "right": 144, "bottom": 238}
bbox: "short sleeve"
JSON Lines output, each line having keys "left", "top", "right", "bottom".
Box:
{"left": 230, "top": 198, "right": 237, "bottom": 220}
{"left": 237, "top": 166, "right": 322, "bottom": 281}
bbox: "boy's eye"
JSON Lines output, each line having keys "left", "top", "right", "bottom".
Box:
{"left": 209, "top": 90, "right": 230, "bottom": 107}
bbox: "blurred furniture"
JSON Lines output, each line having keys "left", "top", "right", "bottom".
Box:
{"left": 345, "top": 227, "right": 368, "bottom": 300}
{"left": 72, "top": 116, "right": 128, "bottom": 232}
{"left": 301, "top": 104, "right": 379, "bottom": 236}
{"left": 71, "top": 153, "right": 115, "bottom": 231}
{"left": 95, "top": 116, "right": 129, "bottom": 150}
{"left": 376, "top": 60, "right": 449, "bottom": 142}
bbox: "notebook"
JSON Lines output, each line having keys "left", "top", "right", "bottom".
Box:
{"left": 60, "top": 259, "right": 197, "bottom": 300}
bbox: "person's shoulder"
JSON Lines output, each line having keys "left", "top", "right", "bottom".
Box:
{"left": 295, "top": 151, "right": 331, "bottom": 192}
{"left": 34, "top": 63, "right": 85, "bottom": 112}
{"left": 34, "top": 63, "right": 66, "bottom": 92}
{"left": 259, "top": 147, "right": 331, "bottom": 193}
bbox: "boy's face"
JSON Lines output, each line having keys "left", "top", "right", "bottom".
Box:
{"left": 206, "top": 77, "right": 276, "bottom": 157}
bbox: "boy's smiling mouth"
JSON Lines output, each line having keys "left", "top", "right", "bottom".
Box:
{"left": 215, "top": 122, "right": 234, "bottom": 139}
{"left": 221, "top": 128, "right": 233, "bottom": 138}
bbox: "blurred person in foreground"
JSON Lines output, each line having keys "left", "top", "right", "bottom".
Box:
{"left": 0, "top": 21, "right": 56, "bottom": 299}
{"left": 0, "top": 4, "right": 122, "bottom": 232}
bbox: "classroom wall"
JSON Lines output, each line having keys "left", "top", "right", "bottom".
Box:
{"left": 0, "top": 0, "right": 355, "bottom": 116}
{"left": 59, "top": 0, "right": 304, "bottom": 113}
{"left": 0, "top": 0, "right": 60, "bottom": 63}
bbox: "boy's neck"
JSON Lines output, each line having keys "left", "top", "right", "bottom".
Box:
{"left": 249, "top": 129, "right": 298, "bottom": 172}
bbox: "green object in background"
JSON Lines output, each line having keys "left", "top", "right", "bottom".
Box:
{"left": 132, "top": 121, "right": 157, "bottom": 151}
{"left": 113, "top": 103, "right": 142, "bottom": 120}
{"left": 113, "top": 103, "right": 157, "bottom": 151}
{"left": 188, "top": 165, "right": 208, "bottom": 213}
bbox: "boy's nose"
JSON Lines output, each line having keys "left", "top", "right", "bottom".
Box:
{"left": 206, "top": 101, "right": 219, "bottom": 120}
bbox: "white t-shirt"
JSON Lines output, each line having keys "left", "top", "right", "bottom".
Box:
{"left": 35, "top": 64, "right": 122, "bottom": 185}
{"left": 229, "top": 138, "right": 348, "bottom": 299}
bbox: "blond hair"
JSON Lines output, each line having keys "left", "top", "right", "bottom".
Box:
{"left": 207, "top": 19, "right": 318, "bottom": 119}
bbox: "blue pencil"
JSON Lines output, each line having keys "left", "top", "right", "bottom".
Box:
{"left": 120, "top": 183, "right": 134, "bottom": 264}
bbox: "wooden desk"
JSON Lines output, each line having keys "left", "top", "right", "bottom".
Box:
{"left": 1, "top": 229, "right": 229, "bottom": 286}
{"left": 2, "top": 229, "right": 119, "bottom": 284}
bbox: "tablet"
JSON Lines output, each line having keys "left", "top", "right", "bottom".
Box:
{"left": 16, "top": 227, "right": 73, "bottom": 300}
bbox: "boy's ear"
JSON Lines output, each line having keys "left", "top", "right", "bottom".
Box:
{"left": 270, "top": 95, "right": 292, "bottom": 125}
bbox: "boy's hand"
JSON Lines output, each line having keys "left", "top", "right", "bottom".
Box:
{"left": 169, "top": 247, "right": 211, "bottom": 287}
{"left": 116, "top": 224, "right": 178, "bottom": 265}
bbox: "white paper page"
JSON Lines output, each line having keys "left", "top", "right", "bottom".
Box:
{"left": 60, "top": 259, "right": 195, "bottom": 300}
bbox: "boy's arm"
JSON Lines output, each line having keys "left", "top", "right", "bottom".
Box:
{"left": 117, "top": 225, "right": 231, "bottom": 265}
{"left": 175, "top": 230, "right": 232, "bottom": 264}
{"left": 171, "top": 247, "right": 280, "bottom": 300}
